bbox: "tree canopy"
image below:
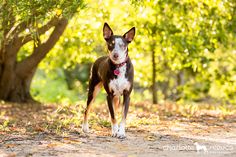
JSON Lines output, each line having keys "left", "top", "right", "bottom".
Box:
{"left": 0, "top": 0, "right": 84, "bottom": 102}
{"left": 0, "top": 0, "right": 235, "bottom": 104}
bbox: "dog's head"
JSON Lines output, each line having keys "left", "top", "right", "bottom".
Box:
{"left": 103, "top": 23, "right": 135, "bottom": 64}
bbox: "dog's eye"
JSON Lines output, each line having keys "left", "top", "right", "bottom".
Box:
{"left": 120, "top": 43, "right": 125, "bottom": 47}
{"left": 119, "top": 44, "right": 125, "bottom": 49}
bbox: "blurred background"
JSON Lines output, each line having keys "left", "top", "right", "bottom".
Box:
{"left": 1, "top": 0, "right": 236, "bottom": 105}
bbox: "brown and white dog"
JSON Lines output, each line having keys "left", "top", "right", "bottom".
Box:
{"left": 82, "top": 23, "right": 135, "bottom": 138}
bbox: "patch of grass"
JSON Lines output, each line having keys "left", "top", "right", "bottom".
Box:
{"left": 97, "top": 119, "right": 111, "bottom": 127}
{"left": 31, "top": 69, "right": 82, "bottom": 104}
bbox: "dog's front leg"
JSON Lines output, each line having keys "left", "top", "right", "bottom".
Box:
{"left": 107, "top": 94, "right": 118, "bottom": 137}
{"left": 117, "top": 91, "right": 130, "bottom": 139}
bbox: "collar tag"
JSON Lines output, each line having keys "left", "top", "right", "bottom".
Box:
{"left": 114, "top": 69, "right": 120, "bottom": 76}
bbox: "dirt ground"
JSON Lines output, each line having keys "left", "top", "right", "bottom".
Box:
{"left": 0, "top": 102, "right": 236, "bottom": 157}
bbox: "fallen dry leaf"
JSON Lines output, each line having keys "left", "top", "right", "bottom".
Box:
{"left": 5, "top": 144, "right": 17, "bottom": 148}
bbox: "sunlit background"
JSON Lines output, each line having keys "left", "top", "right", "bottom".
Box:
{"left": 14, "top": 0, "right": 235, "bottom": 104}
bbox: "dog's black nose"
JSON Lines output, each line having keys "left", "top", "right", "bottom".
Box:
{"left": 113, "top": 53, "right": 119, "bottom": 59}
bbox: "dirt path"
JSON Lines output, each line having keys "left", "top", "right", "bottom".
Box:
{"left": 1, "top": 125, "right": 236, "bottom": 157}
{"left": 0, "top": 102, "right": 236, "bottom": 157}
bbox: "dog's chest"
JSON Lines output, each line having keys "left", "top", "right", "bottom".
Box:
{"left": 109, "top": 64, "right": 130, "bottom": 96}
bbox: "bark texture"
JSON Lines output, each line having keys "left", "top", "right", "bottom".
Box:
{"left": 0, "top": 17, "right": 68, "bottom": 102}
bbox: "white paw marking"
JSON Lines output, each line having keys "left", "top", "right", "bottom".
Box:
{"left": 117, "top": 123, "right": 126, "bottom": 138}
{"left": 82, "top": 122, "right": 89, "bottom": 133}
{"left": 112, "top": 123, "right": 118, "bottom": 137}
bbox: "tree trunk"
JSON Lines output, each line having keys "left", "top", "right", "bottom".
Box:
{"left": 152, "top": 49, "right": 158, "bottom": 104}
{"left": 175, "top": 70, "right": 185, "bottom": 100}
{"left": 2, "top": 68, "right": 36, "bottom": 102}
{"left": 0, "top": 18, "right": 68, "bottom": 103}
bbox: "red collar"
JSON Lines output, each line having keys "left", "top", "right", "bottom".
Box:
{"left": 115, "top": 60, "right": 127, "bottom": 68}
{"left": 113, "top": 56, "right": 128, "bottom": 67}
{"left": 112, "top": 57, "right": 128, "bottom": 76}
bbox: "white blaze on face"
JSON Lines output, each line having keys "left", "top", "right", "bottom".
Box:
{"left": 110, "top": 38, "right": 127, "bottom": 64}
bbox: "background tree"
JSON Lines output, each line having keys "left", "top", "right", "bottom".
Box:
{"left": 0, "top": 0, "right": 84, "bottom": 102}
{"left": 1, "top": 0, "right": 235, "bottom": 104}
{"left": 133, "top": 0, "right": 236, "bottom": 103}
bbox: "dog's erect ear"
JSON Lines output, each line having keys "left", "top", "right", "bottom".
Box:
{"left": 103, "top": 23, "right": 113, "bottom": 41}
{"left": 123, "top": 27, "right": 135, "bottom": 43}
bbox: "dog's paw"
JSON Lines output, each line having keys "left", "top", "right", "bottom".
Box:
{"left": 82, "top": 122, "right": 90, "bottom": 133}
{"left": 111, "top": 123, "right": 118, "bottom": 137}
{"left": 117, "top": 131, "right": 126, "bottom": 139}
{"left": 117, "top": 124, "right": 126, "bottom": 139}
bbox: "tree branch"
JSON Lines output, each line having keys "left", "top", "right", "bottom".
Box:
{"left": 3, "top": 17, "right": 60, "bottom": 62}
{"left": 16, "top": 17, "right": 68, "bottom": 78}
{"left": 6, "top": 21, "right": 28, "bottom": 40}
{"left": 18, "top": 17, "right": 60, "bottom": 45}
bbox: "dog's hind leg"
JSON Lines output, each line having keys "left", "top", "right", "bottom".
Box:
{"left": 82, "top": 74, "right": 102, "bottom": 133}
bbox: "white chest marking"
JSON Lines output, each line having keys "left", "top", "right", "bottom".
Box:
{"left": 109, "top": 64, "right": 130, "bottom": 96}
